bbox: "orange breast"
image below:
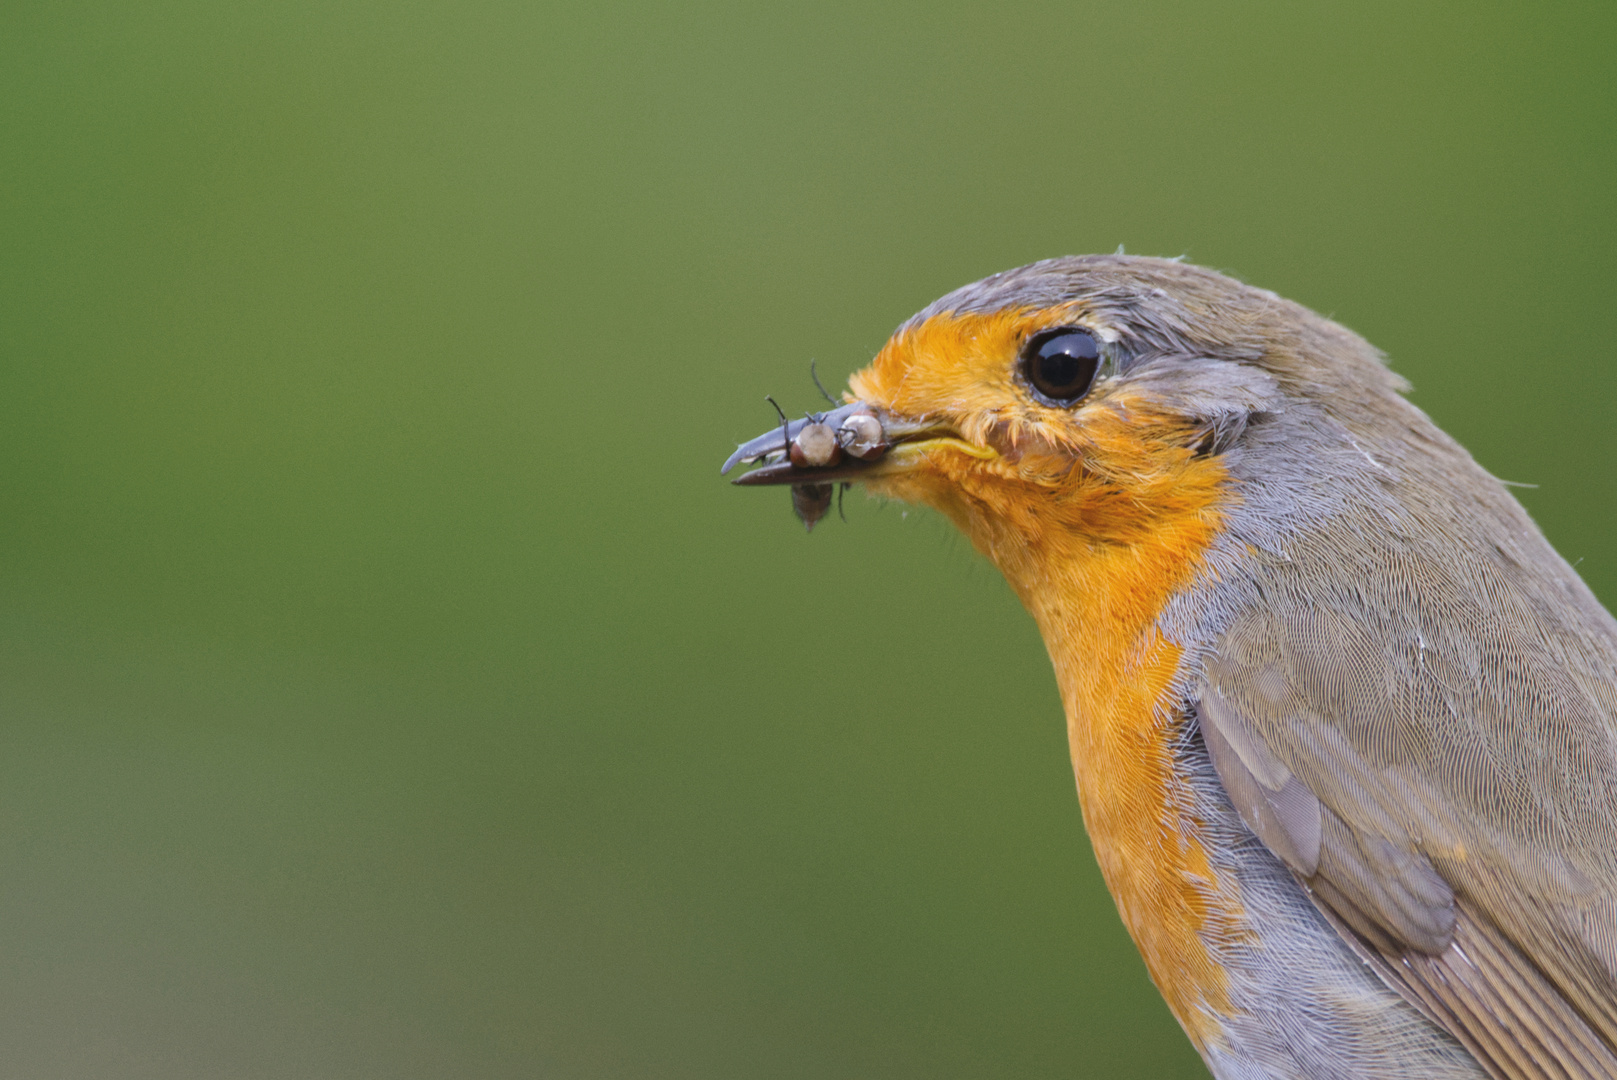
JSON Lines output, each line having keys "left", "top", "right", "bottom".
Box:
{"left": 883, "top": 443, "right": 1242, "bottom": 1042}
{"left": 907, "top": 438, "right": 1242, "bottom": 1044}
{"left": 852, "top": 311, "right": 1247, "bottom": 1045}
{"left": 1027, "top": 528, "right": 1240, "bottom": 1045}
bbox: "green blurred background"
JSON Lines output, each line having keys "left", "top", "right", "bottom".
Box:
{"left": 1, "top": 2, "right": 1613, "bottom": 1076}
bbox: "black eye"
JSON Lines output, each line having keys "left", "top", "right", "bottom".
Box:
{"left": 1020, "top": 328, "right": 1101, "bottom": 404}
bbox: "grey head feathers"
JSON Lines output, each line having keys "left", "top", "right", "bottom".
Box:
{"left": 903, "top": 254, "right": 1411, "bottom": 409}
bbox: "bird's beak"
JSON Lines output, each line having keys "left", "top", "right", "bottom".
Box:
{"left": 720, "top": 401, "right": 995, "bottom": 487}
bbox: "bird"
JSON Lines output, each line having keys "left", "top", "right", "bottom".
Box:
{"left": 721, "top": 255, "right": 1617, "bottom": 1080}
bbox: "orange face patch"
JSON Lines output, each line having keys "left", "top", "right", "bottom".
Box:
{"left": 850, "top": 309, "right": 1243, "bottom": 1043}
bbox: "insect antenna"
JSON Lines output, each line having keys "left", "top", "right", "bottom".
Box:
{"left": 809, "top": 361, "right": 838, "bottom": 406}
{"left": 764, "top": 395, "right": 790, "bottom": 460}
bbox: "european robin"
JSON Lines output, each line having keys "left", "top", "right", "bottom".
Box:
{"left": 722, "top": 256, "right": 1617, "bottom": 1079}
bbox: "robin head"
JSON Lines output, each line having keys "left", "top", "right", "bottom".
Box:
{"left": 724, "top": 254, "right": 1413, "bottom": 604}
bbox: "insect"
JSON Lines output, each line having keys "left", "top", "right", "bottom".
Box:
{"left": 735, "top": 395, "right": 892, "bottom": 531}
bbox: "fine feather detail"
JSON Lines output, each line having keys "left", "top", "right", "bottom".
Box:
{"left": 1312, "top": 896, "right": 1617, "bottom": 1080}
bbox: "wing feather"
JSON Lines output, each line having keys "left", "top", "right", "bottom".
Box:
{"left": 1197, "top": 526, "right": 1617, "bottom": 1078}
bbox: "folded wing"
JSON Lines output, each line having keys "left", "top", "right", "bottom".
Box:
{"left": 1199, "top": 526, "right": 1617, "bottom": 1080}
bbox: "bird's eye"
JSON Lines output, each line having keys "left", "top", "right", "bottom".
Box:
{"left": 1021, "top": 328, "right": 1101, "bottom": 404}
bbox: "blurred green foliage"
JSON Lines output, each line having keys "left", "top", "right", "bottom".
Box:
{"left": 0, "top": 1, "right": 1612, "bottom": 1076}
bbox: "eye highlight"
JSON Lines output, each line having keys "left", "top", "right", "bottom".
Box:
{"left": 1020, "top": 327, "right": 1101, "bottom": 405}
